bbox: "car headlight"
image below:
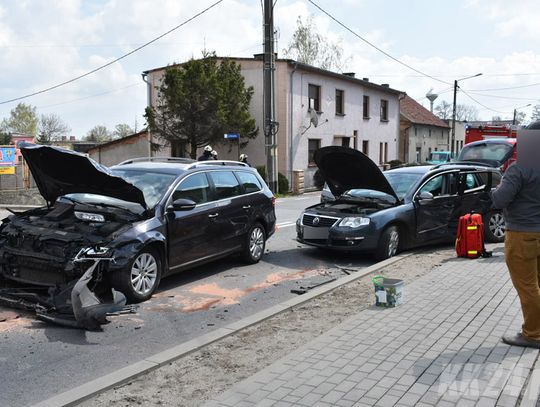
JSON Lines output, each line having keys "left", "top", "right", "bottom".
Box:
{"left": 75, "top": 211, "right": 106, "bottom": 222}
{"left": 339, "top": 217, "right": 370, "bottom": 228}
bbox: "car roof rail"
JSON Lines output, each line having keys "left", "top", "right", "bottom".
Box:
{"left": 184, "top": 160, "right": 249, "bottom": 170}
{"left": 117, "top": 157, "right": 196, "bottom": 165}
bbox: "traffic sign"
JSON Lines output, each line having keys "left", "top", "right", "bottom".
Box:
{"left": 224, "top": 133, "right": 239, "bottom": 140}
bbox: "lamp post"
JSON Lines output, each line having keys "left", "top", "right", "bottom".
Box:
{"left": 450, "top": 73, "right": 482, "bottom": 155}
{"left": 513, "top": 103, "right": 531, "bottom": 125}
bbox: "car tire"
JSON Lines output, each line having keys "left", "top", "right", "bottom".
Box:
{"left": 112, "top": 247, "right": 162, "bottom": 303}
{"left": 242, "top": 222, "right": 266, "bottom": 264}
{"left": 375, "top": 225, "right": 400, "bottom": 261}
{"left": 484, "top": 211, "right": 505, "bottom": 243}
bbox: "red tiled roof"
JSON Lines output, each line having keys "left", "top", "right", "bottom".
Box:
{"left": 400, "top": 96, "right": 450, "bottom": 128}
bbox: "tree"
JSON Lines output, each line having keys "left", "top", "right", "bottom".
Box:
{"left": 513, "top": 111, "right": 527, "bottom": 125}
{"left": 0, "top": 103, "right": 38, "bottom": 136}
{"left": 112, "top": 123, "right": 134, "bottom": 139}
{"left": 456, "top": 104, "right": 479, "bottom": 121}
{"left": 531, "top": 103, "right": 540, "bottom": 122}
{"left": 145, "top": 53, "right": 258, "bottom": 158}
{"left": 37, "top": 113, "right": 71, "bottom": 144}
{"left": 434, "top": 101, "right": 479, "bottom": 121}
{"left": 434, "top": 101, "right": 453, "bottom": 120}
{"left": 283, "top": 15, "right": 347, "bottom": 72}
{"left": 84, "top": 125, "right": 112, "bottom": 142}
{"left": 0, "top": 131, "right": 11, "bottom": 145}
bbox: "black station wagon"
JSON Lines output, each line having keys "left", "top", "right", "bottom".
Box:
{"left": 297, "top": 146, "right": 504, "bottom": 261}
{"left": 0, "top": 143, "right": 275, "bottom": 329}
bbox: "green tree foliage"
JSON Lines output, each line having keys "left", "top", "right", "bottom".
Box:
{"left": 113, "top": 123, "right": 134, "bottom": 139}
{"left": 84, "top": 125, "right": 112, "bottom": 142}
{"left": 283, "top": 15, "right": 347, "bottom": 72}
{"left": 37, "top": 113, "right": 71, "bottom": 144}
{"left": 0, "top": 131, "right": 12, "bottom": 145}
{"left": 0, "top": 103, "right": 38, "bottom": 136}
{"left": 145, "top": 53, "right": 258, "bottom": 158}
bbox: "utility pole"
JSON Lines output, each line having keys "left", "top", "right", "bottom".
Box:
{"left": 450, "top": 73, "right": 482, "bottom": 155}
{"left": 263, "top": 0, "right": 278, "bottom": 193}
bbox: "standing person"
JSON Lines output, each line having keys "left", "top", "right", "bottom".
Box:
{"left": 239, "top": 153, "right": 250, "bottom": 166}
{"left": 492, "top": 120, "right": 540, "bottom": 349}
{"left": 211, "top": 150, "right": 218, "bottom": 160}
{"left": 198, "top": 145, "right": 213, "bottom": 161}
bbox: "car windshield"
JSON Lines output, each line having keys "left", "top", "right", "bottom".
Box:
{"left": 62, "top": 170, "right": 177, "bottom": 212}
{"left": 429, "top": 152, "right": 449, "bottom": 161}
{"left": 383, "top": 172, "right": 423, "bottom": 199}
{"left": 458, "top": 142, "right": 513, "bottom": 165}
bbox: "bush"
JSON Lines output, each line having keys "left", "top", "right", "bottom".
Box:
{"left": 388, "top": 159, "right": 403, "bottom": 169}
{"left": 278, "top": 172, "right": 289, "bottom": 193}
{"left": 313, "top": 169, "right": 325, "bottom": 190}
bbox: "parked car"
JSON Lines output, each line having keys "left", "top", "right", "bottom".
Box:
{"left": 297, "top": 146, "right": 504, "bottom": 261}
{"left": 457, "top": 138, "right": 516, "bottom": 172}
{"left": 0, "top": 143, "right": 275, "bottom": 329}
{"left": 426, "top": 151, "right": 454, "bottom": 165}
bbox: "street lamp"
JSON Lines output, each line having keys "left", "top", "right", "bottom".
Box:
{"left": 513, "top": 104, "right": 531, "bottom": 125}
{"left": 450, "top": 73, "right": 482, "bottom": 155}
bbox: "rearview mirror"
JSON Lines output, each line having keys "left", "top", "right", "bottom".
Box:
{"left": 167, "top": 198, "right": 196, "bottom": 211}
{"left": 416, "top": 191, "right": 434, "bottom": 201}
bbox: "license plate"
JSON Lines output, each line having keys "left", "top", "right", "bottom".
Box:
{"left": 303, "top": 226, "right": 330, "bottom": 239}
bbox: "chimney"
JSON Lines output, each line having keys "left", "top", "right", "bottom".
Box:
{"left": 362, "top": 78, "right": 369, "bottom": 82}
{"left": 381, "top": 84, "right": 389, "bottom": 88}
{"left": 343, "top": 72, "right": 355, "bottom": 78}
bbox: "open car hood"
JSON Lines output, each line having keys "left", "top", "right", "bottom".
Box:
{"left": 314, "top": 146, "right": 399, "bottom": 200}
{"left": 20, "top": 142, "right": 147, "bottom": 208}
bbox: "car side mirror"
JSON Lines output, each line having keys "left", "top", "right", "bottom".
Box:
{"left": 167, "top": 198, "right": 196, "bottom": 211}
{"left": 416, "top": 191, "right": 434, "bottom": 201}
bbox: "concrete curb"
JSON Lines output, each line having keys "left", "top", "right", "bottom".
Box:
{"left": 32, "top": 253, "right": 412, "bottom": 407}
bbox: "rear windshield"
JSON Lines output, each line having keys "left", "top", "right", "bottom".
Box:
{"left": 458, "top": 142, "right": 513, "bottom": 164}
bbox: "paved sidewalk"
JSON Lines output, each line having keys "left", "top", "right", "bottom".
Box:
{"left": 203, "top": 246, "right": 540, "bottom": 407}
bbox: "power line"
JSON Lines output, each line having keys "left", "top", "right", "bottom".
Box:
{"left": 0, "top": 0, "right": 225, "bottom": 106}
{"left": 464, "top": 82, "right": 540, "bottom": 92}
{"left": 464, "top": 91, "right": 537, "bottom": 102}
{"left": 37, "top": 83, "right": 144, "bottom": 109}
{"left": 459, "top": 89, "right": 508, "bottom": 114}
{"left": 306, "top": 0, "right": 451, "bottom": 85}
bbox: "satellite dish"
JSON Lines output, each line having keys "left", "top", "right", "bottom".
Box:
{"left": 309, "top": 108, "right": 319, "bottom": 127}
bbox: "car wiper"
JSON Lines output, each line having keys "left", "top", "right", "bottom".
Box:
{"left": 60, "top": 196, "right": 137, "bottom": 214}
{"left": 59, "top": 196, "right": 85, "bottom": 206}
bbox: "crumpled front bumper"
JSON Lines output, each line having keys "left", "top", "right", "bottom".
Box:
{"left": 0, "top": 247, "right": 137, "bottom": 331}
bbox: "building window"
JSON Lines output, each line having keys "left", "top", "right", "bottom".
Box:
{"left": 308, "top": 84, "right": 321, "bottom": 111}
{"left": 308, "top": 139, "right": 321, "bottom": 166}
{"left": 335, "top": 89, "right": 344, "bottom": 115}
{"left": 363, "top": 95, "right": 370, "bottom": 119}
{"left": 380, "top": 99, "right": 388, "bottom": 121}
{"left": 362, "top": 140, "right": 369, "bottom": 155}
{"left": 384, "top": 142, "right": 388, "bottom": 163}
{"left": 353, "top": 130, "right": 358, "bottom": 149}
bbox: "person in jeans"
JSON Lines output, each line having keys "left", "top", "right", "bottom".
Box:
{"left": 491, "top": 120, "right": 540, "bottom": 349}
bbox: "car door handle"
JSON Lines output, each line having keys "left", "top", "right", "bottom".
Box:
{"left": 208, "top": 213, "right": 219, "bottom": 218}
{"left": 242, "top": 205, "right": 251, "bottom": 210}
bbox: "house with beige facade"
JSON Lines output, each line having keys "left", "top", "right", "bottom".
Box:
{"left": 143, "top": 56, "right": 404, "bottom": 190}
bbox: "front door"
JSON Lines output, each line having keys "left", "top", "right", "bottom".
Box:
{"left": 414, "top": 172, "right": 460, "bottom": 242}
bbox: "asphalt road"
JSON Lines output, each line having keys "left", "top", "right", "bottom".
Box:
{"left": 0, "top": 195, "right": 377, "bottom": 407}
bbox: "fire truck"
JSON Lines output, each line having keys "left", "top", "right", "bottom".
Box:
{"left": 458, "top": 124, "right": 517, "bottom": 172}
{"left": 464, "top": 124, "right": 517, "bottom": 144}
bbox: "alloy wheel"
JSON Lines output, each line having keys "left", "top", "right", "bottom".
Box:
{"left": 489, "top": 213, "right": 506, "bottom": 239}
{"left": 249, "top": 227, "right": 265, "bottom": 260}
{"left": 388, "top": 230, "right": 399, "bottom": 257}
{"left": 130, "top": 252, "right": 158, "bottom": 295}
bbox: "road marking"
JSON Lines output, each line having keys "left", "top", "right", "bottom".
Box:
{"left": 276, "top": 222, "right": 296, "bottom": 229}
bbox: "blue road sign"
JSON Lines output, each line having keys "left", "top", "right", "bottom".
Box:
{"left": 224, "top": 133, "right": 240, "bottom": 140}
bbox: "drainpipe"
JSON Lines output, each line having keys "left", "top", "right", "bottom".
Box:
{"left": 289, "top": 62, "right": 298, "bottom": 192}
{"left": 141, "top": 72, "right": 153, "bottom": 157}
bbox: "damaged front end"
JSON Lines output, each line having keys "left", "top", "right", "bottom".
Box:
{"left": 0, "top": 246, "right": 137, "bottom": 330}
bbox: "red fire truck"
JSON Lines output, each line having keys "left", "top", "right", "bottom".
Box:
{"left": 458, "top": 124, "right": 518, "bottom": 172}
{"left": 464, "top": 124, "right": 517, "bottom": 144}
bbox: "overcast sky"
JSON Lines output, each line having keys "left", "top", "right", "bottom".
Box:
{"left": 0, "top": 0, "right": 538, "bottom": 138}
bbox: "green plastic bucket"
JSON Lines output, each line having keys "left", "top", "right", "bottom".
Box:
{"left": 372, "top": 276, "right": 404, "bottom": 307}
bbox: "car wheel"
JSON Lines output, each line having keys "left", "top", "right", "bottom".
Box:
{"left": 484, "top": 211, "right": 505, "bottom": 243}
{"left": 112, "top": 247, "right": 162, "bottom": 303}
{"left": 243, "top": 222, "right": 266, "bottom": 264}
{"left": 375, "top": 225, "right": 400, "bottom": 261}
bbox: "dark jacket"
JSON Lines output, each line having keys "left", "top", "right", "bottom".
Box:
{"left": 491, "top": 163, "right": 540, "bottom": 232}
{"left": 198, "top": 152, "right": 212, "bottom": 161}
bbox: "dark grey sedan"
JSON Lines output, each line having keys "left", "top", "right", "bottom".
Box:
{"left": 297, "top": 146, "right": 504, "bottom": 260}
